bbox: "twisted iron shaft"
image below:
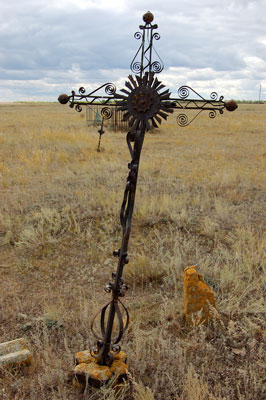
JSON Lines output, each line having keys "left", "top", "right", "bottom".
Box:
{"left": 91, "top": 129, "right": 145, "bottom": 366}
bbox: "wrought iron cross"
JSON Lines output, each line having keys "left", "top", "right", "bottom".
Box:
{"left": 58, "top": 11, "right": 237, "bottom": 368}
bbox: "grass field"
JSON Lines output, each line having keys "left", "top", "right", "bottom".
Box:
{"left": 0, "top": 102, "right": 265, "bottom": 399}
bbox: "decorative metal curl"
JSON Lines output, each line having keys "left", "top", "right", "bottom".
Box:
{"left": 101, "top": 107, "right": 113, "bottom": 120}
{"left": 90, "top": 298, "right": 129, "bottom": 346}
{"left": 151, "top": 61, "right": 163, "bottom": 73}
{"left": 105, "top": 83, "right": 116, "bottom": 95}
{"left": 177, "top": 113, "right": 189, "bottom": 127}
{"left": 131, "top": 61, "right": 142, "bottom": 74}
{"left": 79, "top": 87, "right": 86, "bottom": 94}
{"left": 152, "top": 32, "right": 160, "bottom": 40}
{"left": 176, "top": 108, "right": 221, "bottom": 127}
{"left": 209, "top": 110, "right": 216, "bottom": 119}
{"left": 130, "top": 17, "right": 163, "bottom": 76}
{"left": 178, "top": 86, "right": 190, "bottom": 99}
{"left": 110, "top": 344, "right": 121, "bottom": 355}
{"left": 210, "top": 92, "right": 218, "bottom": 101}
{"left": 75, "top": 104, "right": 82, "bottom": 112}
{"left": 177, "top": 86, "right": 225, "bottom": 104}
{"left": 134, "top": 31, "right": 142, "bottom": 40}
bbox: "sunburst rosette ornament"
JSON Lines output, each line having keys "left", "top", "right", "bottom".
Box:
{"left": 114, "top": 71, "right": 174, "bottom": 133}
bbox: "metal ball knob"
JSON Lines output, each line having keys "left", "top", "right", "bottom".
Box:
{"left": 143, "top": 11, "right": 154, "bottom": 24}
{"left": 225, "top": 100, "right": 238, "bottom": 112}
{"left": 113, "top": 250, "right": 120, "bottom": 257}
{"left": 58, "top": 94, "right": 69, "bottom": 104}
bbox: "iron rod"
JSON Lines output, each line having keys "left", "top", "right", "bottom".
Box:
{"left": 98, "top": 129, "right": 145, "bottom": 366}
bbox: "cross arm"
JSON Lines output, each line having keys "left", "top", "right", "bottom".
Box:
{"left": 58, "top": 78, "right": 238, "bottom": 130}
{"left": 161, "top": 85, "right": 238, "bottom": 127}
{"left": 58, "top": 82, "right": 118, "bottom": 113}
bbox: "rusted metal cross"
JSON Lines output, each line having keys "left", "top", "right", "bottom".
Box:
{"left": 58, "top": 11, "right": 237, "bottom": 374}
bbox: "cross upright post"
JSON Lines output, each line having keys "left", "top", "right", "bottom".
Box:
{"left": 58, "top": 11, "right": 237, "bottom": 387}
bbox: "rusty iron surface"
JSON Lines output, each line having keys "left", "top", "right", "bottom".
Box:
{"left": 58, "top": 11, "right": 237, "bottom": 367}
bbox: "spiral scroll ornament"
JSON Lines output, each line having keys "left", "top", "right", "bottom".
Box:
{"left": 75, "top": 104, "right": 82, "bottom": 112}
{"left": 152, "top": 32, "right": 160, "bottom": 41}
{"left": 79, "top": 87, "right": 86, "bottom": 94}
{"left": 105, "top": 83, "right": 116, "bottom": 96}
{"left": 131, "top": 62, "right": 142, "bottom": 74}
{"left": 209, "top": 110, "right": 217, "bottom": 119}
{"left": 130, "top": 14, "right": 163, "bottom": 76}
{"left": 178, "top": 86, "right": 190, "bottom": 99}
{"left": 101, "top": 107, "right": 113, "bottom": 120}
{"left": 177, "top": 113, "right": 189, "bottom": 127}
{"left": 210, "top": 92, "right": 218, "bottom": 101}
{"left": 151, "top": 61, "right": 163, "bottom": 73}
{"left": 134, "top": 31, "right": 142, "bottom": 40}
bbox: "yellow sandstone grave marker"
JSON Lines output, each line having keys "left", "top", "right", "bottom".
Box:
{"left": 184, "top": 266, "right": 216, "bottom": 324}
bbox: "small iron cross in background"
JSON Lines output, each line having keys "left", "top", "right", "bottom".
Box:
{"left": 58, "top": 11, "right": 237, "bottom": 370}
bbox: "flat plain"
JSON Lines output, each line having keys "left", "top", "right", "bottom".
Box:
{"left": 0, "top": 102, "right": 265, "bottom": 399}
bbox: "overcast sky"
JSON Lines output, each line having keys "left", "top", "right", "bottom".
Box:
{"left": 1, "top": 0, "right": 266, "bottom": 101}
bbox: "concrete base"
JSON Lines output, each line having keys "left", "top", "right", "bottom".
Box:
{"left": 0, "top": 338, "right": 32, "bottom": 369}
{"left": 73, "top": 350, "right": 128, "bottom": 389}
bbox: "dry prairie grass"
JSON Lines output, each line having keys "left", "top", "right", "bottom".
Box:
{"left": 0, "top": 102, "right": 265, "bottom": 399}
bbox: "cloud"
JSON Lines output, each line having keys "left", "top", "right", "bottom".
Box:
{"left": 1, "top": 0, "right": 266, "bottom": 101}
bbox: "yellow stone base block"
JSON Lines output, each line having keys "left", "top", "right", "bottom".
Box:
{"left": 184, "top": 266, "right": 216, "bottom": 324}
{"left": 73, "top": 350, "right": 128, "bottom": 389}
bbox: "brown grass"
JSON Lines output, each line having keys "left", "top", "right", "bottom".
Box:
{"left": 0, "top": 102, "right": 265, "bottom": 399}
